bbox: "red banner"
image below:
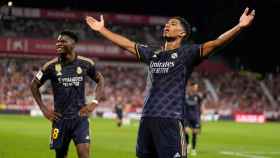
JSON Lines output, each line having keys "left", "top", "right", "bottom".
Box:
{"left": 0, "top": 37, "right": 135, "bottom": 60}
{"left": 234, "top": 112, "right": 266, "bottom": 123}
{"left": 2, "top": 7, "right": 168, "bottom": 25}
{"left": 0, "top": 37, "right": 7, "bottom": 50}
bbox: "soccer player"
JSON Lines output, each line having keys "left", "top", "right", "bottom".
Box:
{"left": 85, "top": 7, "right": 255, "bottom": 158}
{"left": 184, "top": 82, "right": 204, "bottom": 156}
{"left": 114, "top": 96, "right": 124, "bottom": 127}
{"left": 30, "top": 30, "right": 105, "bottom": 158}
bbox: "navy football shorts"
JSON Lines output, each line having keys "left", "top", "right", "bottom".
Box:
{"left": 50, "top": 116, "right": 90, "bottom": 150}
{"left": 136, "top": 117, "right": 187, "bottom": 158}
{"left": 183, "top": 116, "right": 201, "bottom": 129}
{"left": 116, "top": 111, "right": 123, "bottom": 120}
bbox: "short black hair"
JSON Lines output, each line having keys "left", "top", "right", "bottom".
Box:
{"left": 189, "top": 80, "right": 199, "bottom": 86}
{"left": 172, "top": 17, "right": 192, "bottom": 41}
{"left": 59, "top": 30, "right": 79, "bottom": 43}
{"left": 191, "top": 82, "right": 198, "bottom": 86}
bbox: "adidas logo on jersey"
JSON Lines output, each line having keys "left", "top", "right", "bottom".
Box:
{"left": 173, "top": 152, "right": 181, "bottom": 158}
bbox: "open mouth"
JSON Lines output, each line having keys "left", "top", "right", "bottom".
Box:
{"left": 163, "top": 28, "right": 169, "bottom": 34}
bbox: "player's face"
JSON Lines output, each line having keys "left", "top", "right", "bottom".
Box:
{"left": 117, "top": 96, "right": 122, "bottom": 103}
{"left": 191, "top": 84, "right": 199, "bottom": 92}
{"left": 163, "top": 18, "right": 186, "bottom": 39}
{"left": 56, "top": 35, "right": 75, "bottom": 54}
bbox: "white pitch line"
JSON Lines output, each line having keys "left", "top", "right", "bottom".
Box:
{"left": 242, "top": 152, "right": 280, "bottom": 155}
{"left": 220, "top": 151, "right": 270, "bottom": 158}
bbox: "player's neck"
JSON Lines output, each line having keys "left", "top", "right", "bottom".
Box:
{"left": 163, "top": 40, "right": 181, "bottom": 51}
{"left": 60, "top": 51, "right": 76, "bottom": 63}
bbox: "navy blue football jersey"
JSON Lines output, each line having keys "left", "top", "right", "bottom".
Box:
{"left": 185, "top": 94, "right": 202, "bottom": 118}
{"left": 135, "top": 43, "right": 202, "bottom": 119}
{"left": 35, "top": 55, "right": 97, "bottom": 118}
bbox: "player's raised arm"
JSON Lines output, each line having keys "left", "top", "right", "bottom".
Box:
{"left": 201, "top": 7, "right": 255, "bottom": 57}
{"left": 85, "top": 15, "right": 137, "bottom": 55}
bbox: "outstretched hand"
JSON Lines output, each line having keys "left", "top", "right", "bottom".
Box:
{"left": 239, "top": 7, "right": 255, "bottom": 28}
{"left": 85, "top": 15, "right": 104, "bottom": 32}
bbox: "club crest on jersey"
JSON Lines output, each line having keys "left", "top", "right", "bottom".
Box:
{"left": 76, "top": 66, "right": 83, "bottom": 75}
{"left": 55, "top": 64, "right": 62, "bottom": 76}
{"left": 171, "top": 53, "right": 178, "bottom": 59}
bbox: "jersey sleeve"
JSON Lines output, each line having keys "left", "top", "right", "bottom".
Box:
{"left": 35, "top": 66, "right": 51, "bottom": 85}
{"left": 196, "top": 95, "right": 202, "bottom": 105}
{"left": 134, "top": 43, "right": 154, "bottom": 64}
{"left": 183, "top": 44, "right": 203, "bottom": 67}
{"left": 87, "top": 62, "right": 98, "bottom": 82}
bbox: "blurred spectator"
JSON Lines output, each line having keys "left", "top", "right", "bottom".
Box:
{"left": 1, "top": 58, "right": 278, "bottom": 117}
{"left": 0, "top": 15, "right": 279, "bottom": 120}
{"left": 0, "top": 58, "right": 146, "bottom": 112}
{"left": 0, "top": 18, "right": 162, "bottom": 44}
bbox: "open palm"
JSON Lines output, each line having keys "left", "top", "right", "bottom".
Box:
{"left": 86, "top": 15, "right": 104, "bottom": 31}
{"left": 239, "top": 7, "right": 255, "bottom": 28}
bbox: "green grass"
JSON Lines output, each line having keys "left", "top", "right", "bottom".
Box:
{"left": 0, "top": 115, "right": 279, "bottom": 158}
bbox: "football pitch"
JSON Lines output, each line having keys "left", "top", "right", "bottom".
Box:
{"left": 0, "top": 115, "right": 279, "bottom": 158}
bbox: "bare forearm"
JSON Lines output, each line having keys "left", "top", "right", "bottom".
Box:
{"left": 217, "top": 24, "right": 243, "bottom": 45}
{"left": 30, "top": 81, "right": 46, "bottom": 110}
{"left": 99, "top": 27, "right": 136, "bottom": 54}
{"left": 94, "top": 72, "right": 105, "bottom": 101}
{"left": 202, "top": 24, "right": 243, "bottom": 56}
{"left": 201, "top": 7, "right": 255, "bottom": 57}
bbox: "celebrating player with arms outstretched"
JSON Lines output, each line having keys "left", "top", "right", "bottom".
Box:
{"left": 86, "top": 8, "right": 254, "bottom": 158}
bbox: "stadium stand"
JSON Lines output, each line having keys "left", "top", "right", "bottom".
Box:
{"left": 0, "top": 7, "right": 279, "bottom": 121}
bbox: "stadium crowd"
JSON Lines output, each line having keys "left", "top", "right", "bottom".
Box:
{"left": 0, "top": 17, "right": 162, "bottom": 45}
{"left": 203, "top": 72, "right": 273, "bottom": 116}
{"left": 264, "top": 73, "right": 280, "bottom": 106}
{"left": 0, "top": 59, "right": 147, "bottom": 111}
{"left": 0, "top": 58, "right": 279, "bottom": 120}
{"left": 0, "top": 13, "right": 279, "bottom": 120}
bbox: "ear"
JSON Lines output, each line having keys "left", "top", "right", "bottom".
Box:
{"left": 70, "top": 39, "right": 76, "bottom": 45}
{"left": 179, "top": 31, "right": 186, "bottom": 38}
